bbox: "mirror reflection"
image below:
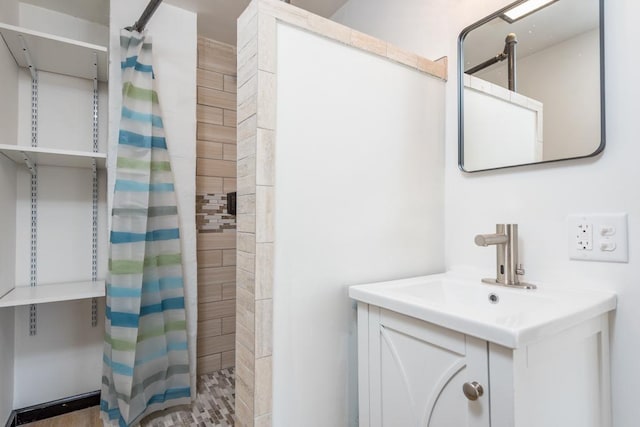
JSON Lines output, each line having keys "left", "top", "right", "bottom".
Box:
{"left": 459, "top": 0, "right": 604, "bottom": 172}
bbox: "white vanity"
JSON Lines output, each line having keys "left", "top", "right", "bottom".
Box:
{"left": 350, "top": 272, "right": 616, "bottom": 427}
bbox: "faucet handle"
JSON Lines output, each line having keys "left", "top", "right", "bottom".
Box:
{"left": 516, "top": 264, "right": 525, "bottom": 275}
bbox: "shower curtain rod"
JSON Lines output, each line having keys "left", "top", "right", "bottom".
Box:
{"left": 127, "top": 0, "right": 164, "bottom": 33}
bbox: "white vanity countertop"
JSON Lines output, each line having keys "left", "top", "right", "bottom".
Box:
{"left": 349, "top": 271, "right": 617, "bottom": 348}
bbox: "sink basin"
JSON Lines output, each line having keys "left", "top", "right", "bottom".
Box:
{"left": 349, "top": 272, "right": 616, "bottom": 348}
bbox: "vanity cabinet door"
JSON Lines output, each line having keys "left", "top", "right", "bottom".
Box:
{"left": 364, "top": 307, "right": 490, "bottom": 427}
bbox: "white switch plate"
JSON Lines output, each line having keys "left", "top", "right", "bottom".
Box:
{"left": 568, "top": 214, "right": 628, "bottom": 262}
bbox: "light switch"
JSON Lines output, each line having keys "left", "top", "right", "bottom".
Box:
{"left": 568, "top": 214, "right": 628, "bottom": 262}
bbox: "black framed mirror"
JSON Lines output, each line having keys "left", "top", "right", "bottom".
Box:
{"left": 458, "top": 0, "right": 605, "bottom": 172}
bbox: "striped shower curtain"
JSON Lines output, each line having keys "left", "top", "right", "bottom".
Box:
{"left": 101, "top": 30, "right": 192, "bottom": 427}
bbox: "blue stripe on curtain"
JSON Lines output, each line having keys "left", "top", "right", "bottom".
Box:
{"left": 110, "top": 229, "right": 180, "bottom": 244}
{"left": 102, "top": 29, "right": 191, "bottom": 427}
{"left": 118, "top": 130, "right": 167, "bottom": 149}
{"left": 121, "top": 106, "right": 164, "bottom": 128}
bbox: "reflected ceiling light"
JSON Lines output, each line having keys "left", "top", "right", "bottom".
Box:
{"left": 501, "top": 0, "right": 559, "bottom": 23}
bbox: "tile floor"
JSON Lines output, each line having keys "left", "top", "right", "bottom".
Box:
{"left": 22, "top": 368, "right": 235, "bottom": 427}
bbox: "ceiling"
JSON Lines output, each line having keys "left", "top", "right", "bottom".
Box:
{"left": 19, "top": 0, "right": 349, "bottom": 45}
{"left": 164, "top": 0, "right": 350, "bottom": 44}
{"left": 463, "top": 0, "right": 599, "bottom": 72}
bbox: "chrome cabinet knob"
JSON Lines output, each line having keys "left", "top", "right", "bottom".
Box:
{"left": 462, "top": 381, "right": 484, "bottom": 401}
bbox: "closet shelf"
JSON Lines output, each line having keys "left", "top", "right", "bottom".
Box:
{"left": 0, "top": 144, "right": 107, "bottom": 169}
{"left": 0, "top": 280, "right": 105, "bottom": 308}
{"left": 0, "top": 23, "right": 108, "bottom": 82}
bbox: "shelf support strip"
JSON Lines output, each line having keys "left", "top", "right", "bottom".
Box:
{"left": 91, "top": 53, "right": 99, "bottom": 328}
{"left": 29, "top": 71, "right": 38, "bottom": 336}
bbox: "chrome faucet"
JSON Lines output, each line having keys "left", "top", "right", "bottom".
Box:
{"left": 474, "top": 224, "right": 536, "bottom": 289}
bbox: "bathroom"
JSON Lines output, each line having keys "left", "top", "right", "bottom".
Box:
{"left": 0, "top": 0, "right": 637, "bottom": 426}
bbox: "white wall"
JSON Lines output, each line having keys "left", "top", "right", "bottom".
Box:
{"left": 333, "top": 0, "right": 640, "bottom": 426}
{"left": 478, "top": 29, "right": 601, "bottom": 161}
{"left": 273, "top": 23, "right": 445, "bottom": 426}
{"left": 0, "top": 0, "right": 19, "bottom": 422}
{"left": 109, "top": 0, "right": 198, "bottom": 396}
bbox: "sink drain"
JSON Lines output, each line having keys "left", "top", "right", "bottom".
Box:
{"left": 488, "top": 293, "right": 499, "bottom": 304}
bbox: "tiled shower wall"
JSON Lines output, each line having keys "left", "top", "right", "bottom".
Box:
{"left": 195, "top": 37, "right": 238, "bottom": 374}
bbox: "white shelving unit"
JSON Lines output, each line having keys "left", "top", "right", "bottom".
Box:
{"left": 0, "top": 144, "right": 107, "bottom": 169}
{"left": 0, "top": 24, "right": 107, "bottom": 315}
{"left": 0, "top": 23, "right": 108, "bottom": 82}
{"left": 0, "top": 281, "right": 106, "bottom": 308}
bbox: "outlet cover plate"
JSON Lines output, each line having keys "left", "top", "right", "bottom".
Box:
{"left": 568, "top": 214, "right": 628, "bottom": 263}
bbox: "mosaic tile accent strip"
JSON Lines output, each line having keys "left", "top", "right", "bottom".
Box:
{"left": 141, "top": 368, "right": 235, "bottom": 426}
{"left": 196, "top": 193, "right": 236, "bottom": 233}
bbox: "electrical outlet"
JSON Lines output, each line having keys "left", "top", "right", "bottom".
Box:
{"left": 568, "top": 214, "right": 628, "bottom": 262}
{"left": 576, "top": 222, "right": 593, "bottom": 250}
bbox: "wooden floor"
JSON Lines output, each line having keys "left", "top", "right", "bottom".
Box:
{"left": 21, "top": 406, "right": 102, "bottom": 427}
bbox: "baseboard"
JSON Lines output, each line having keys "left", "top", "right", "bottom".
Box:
{"left": 4, "top": 411, "right": 16, "bottom": 427}
{"left": 5, "top": 391, "right": 100, "bottom": 426}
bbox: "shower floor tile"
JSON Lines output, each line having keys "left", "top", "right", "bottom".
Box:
{"left": 21, "top": 368, "right": 236, "bottom": 427}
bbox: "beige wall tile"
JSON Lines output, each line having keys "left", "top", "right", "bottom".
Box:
{"left": 221, "top": 350, "right": 236, "bottom": 369}
{"left": 197, "top": 232, "right": 236, "bottom": 251}
{"left": 257, "top": 13, "right": 276, "bottom": 73}
{"left": 198, "top": 87, "right": 237, "bottom": 111}
{"left": 238, "top": 155, "right": 256, "bottom": 178}
{"left": 196, "top": 104, "right": 224, "bottom": 125}
{"left": 237, "top": 268, "right": 256, "bottom": 294}
{"left": 198, "top": 282, "right": 223, "bottom": 303}
{"left": 199, "top": 299, "right": 236, "bottom": 320}
{"left": 196, "top": 140, "right": 223, "bottom": 160}
{"left": 197, "top": 69, "right": 224, "bottom": 90}
{"left": 198, "top": 318, "right": 222, "bottom": 339}
{"left": 198, "top": 37, "right": 237, "bottom": 75}
{"left": 237, "top": 250, "right": 256, "bottom": 274}
{"left": 197, "top": 333, "right": 236, "bottom": 355}
{"left": 238, "top": 233, "right": 256, "bottom": 254}
{"left": 255, "top": 243, "right": 273, "bottom": 300}
{"left": 222, "top": 249, "right": 237, "bottom": 266}
{"left": 197, "top": 122, "right": 237, "bottom": 144}
{"left": 387, "top": 44, "right": 419, "bottom": 68}
{"left": 223, "top": 143, "right": 237, "bottom": 161}
{"left": 238, "top": 74, "right": 258, "bottom": 124}
{"left": 222, "top": 316, "right": 236, "bottom": 334}
{"left": 224, "top": 75, "right": 238, "bottom": 93}
{"left": 237, "top": 1, "right": 258, "bottom": 50}
{"left": 255, "top": 414, "right": 272, "bottom": 427}
{"left": 235, "top": 398, "right": 254, "bottom": 427}
{"left": 257, "top": 71, "right": 276, "bottom": 130}
{"left": 236, "top": 316, "right": 256, "bottom": 354}
{"left": 254, "top": 356, "right": 272, "bottom": 416}
{"left": 417, "top": 56, "right": 447, "bottom": 80}
{"left": 351, "top": 30, "right": 387, "bottom": 56}
{"left": 236, "top": 341, "right": 255, "bottom": 374}
{"left": 197, "top": 353, "right": 222, "bottom": 375}
{"left": 255, "top": 299, "right": 273, "bottom": 358}
{"left": 238, "top": 174, "right": 256, "bottom": 197}
{"left": 236, "top": 360, "right": 255, "bottom": 411}
{"left": 238, "top": 194, "right": 256, "bottom": 214}
{"left": 223, "top": 178, "right": 237, "bottom": 193}
{"left": 237, "top": 213, "right": 256, "bottom": 233}
{"left": 256, "top": 186, "right": 274, "bottom": 243}
{"left": 238, "top": 115, "right": 257, "bottom": 144}
{"left": 197, "top": 249, "right": 223, "bottom": 268}
{"left": 237, "top": 286, "right": 256, "bottom": 329}
{"left": 224, "top": 110, "right": 237, "bottom": 128}
{"left": 196, "top": 176, "right": 223, "bottom": 194}
{"left": 197, "top": 266, "right": 236, "bottom": 285}
{"left": 223, "top": 282, "right": 237, "bottom": 300}
{"left": 238, "top": 133, "right": 257, "bottom": 161}
{"left": 197, "top": 158, "right": 236, "bottom": 178}
{"left": 238, "top": 50, "right": 258, "bottom": 88}
{"left": 197, "top": 105, "right": 224, "bottom": 125}
{"left": 307, "top": 14, "right": 351, "bottom": 44}
{"left": 256, "top": 129, "right": 275, "bottom": 186}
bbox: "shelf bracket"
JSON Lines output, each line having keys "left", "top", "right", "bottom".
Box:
{"left": 17, "top": 34, "right": 37, "bottom": 81}
{"left": 21, "top": 152, "right": 36, "bottom": 175}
